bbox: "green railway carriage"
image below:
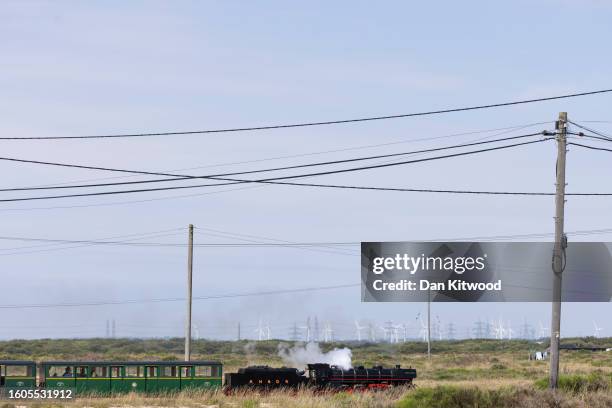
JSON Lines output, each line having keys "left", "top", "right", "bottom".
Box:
{"left": 0, "top": 361, "right": 37, "bottom": 390}
{"left": 40, "top": 361, "right": 222, "bottom": 395}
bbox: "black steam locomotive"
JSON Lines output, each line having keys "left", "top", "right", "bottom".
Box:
{"left": 224, "top": 363, "right": 416, "bottom": 392}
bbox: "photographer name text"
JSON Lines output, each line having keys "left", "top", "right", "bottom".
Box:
{"left": 372, "top": 279, "right": 502, "bottom": 291}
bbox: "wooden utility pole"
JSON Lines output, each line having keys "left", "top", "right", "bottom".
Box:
{"left": 550, "top": 112, "right": 567, "bottom": 388}
{"left": 427, "top": 289, "right": 431, "bottom": 359}
{"left": 185, "top": 224, "right": 194, "bottom": 361}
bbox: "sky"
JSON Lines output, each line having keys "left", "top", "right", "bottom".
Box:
{"left": 0, "top": 0, "right": 611, "bottom": 341}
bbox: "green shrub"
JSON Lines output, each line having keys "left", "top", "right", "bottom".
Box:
{"left": 534, "top": 372, "right": 611, "bottom": 393}
{"left": 241, "top": 399, "right": 258, "bottom": 408}
{"left": 491, "top": 363, "right": 507, "bottom": 370}
{"left": 397, "top": 386, "right": 517, "bottom": 408}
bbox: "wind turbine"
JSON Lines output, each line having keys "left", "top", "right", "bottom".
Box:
{"left": 299, "top": 322, "right": 311, "bottom": 342}
{"left": 367, "top": 323, "right": 376, "bottom": 342}
{"left": 265, "top": 323, "right": 271, "bottom": 340}
{"left": 255, "top": 319, "right": 266, "bottom": 341}
{"left": 435, "top": 316, "right": 443, "bottom": 340}
{"left": 323, "top": 322, "right": 334, "bottom": 342}
{"left": 391, "top": 326, "right": 400, "bottom": 343}
{"left": 506, "top": 321, "right": 514, "bottom": 340}
{"left": 302, "top": 317, "right": 312, "bottom": 342}
{"left": 380, "top": 325, "right": 391, "bottom": 343}
{"left": 593, "top": 321, "right": 603, "bottom": 337}
{"left": 494, "top": 318, "right": 506, "bottom": 340}
{"left": 418, "top": 316, "right": 428, "bottom": 342}
{"left": 538, "top": 321, "right": 549, "bottom": 339}
{"left": 484, "top": 319, "right": 493, "bottom": 339}
{"left": 354, "top": 320, "right": 366, "bottom": 342}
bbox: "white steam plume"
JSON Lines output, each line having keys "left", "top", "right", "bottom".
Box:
{"left": 278, "top": 342, "right": 352, "bottom": 370}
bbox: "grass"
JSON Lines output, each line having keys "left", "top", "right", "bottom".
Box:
{"left": 398, "top": 386, "right": 612, "bottom": 408}
{"left": 534, "top": 372, "right": 612, "bottom": 393}
{"left": 0, "top": 338, "right": 610, "bottom": 407}
{"left": 1, "top": 386, "right": 609, "bottom": 408}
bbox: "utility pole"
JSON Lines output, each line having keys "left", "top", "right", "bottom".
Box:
{"left": 550, "top": 112, "right": 568, "bottom": 389}
{"left": 238, "top": 322, "right": 241, "bottom": 341}
{"left": 185, "top": 224, "right": 194, "bottom": 361}
{"left": 427, "top": 289, "right": 431, "bottom": 359}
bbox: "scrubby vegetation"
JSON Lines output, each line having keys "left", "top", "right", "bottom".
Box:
{"left": 398, "top": 385, "right": 612, "bottom": 408}
{"left": 0, "top": 338, "right": 610, "bottom": 407}
{"left": 534, "top": 372, "right": 611, "bottom": 393}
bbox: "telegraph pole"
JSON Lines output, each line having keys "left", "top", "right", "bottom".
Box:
{"left": 427, "top": 288, "right": 431, "bottom": 359}
{"left": 185, "top": 224, "right": 194, "bottom": 361}
{"left": 550, "top": 112, "right": 567, "bottom": 389}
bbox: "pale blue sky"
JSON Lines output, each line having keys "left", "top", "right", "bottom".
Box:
{"left": 1, "top": 1, "right": 611, "bottom": 340}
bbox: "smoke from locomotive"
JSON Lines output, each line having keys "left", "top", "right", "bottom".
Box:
{"left": 278, "top": 342, "right": 352, "bottom": 370}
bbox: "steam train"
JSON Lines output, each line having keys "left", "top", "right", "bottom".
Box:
{"left": 224, "top": 363, "right": 416, "bottom": 391}
{"left": 0, "top": 360, "right": 415, "bottom": 395}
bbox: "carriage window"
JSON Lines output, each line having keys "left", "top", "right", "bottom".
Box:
{"left": 146, "top": 366, "right": 157, "bottom": 377}
{"left": 6, "top": 366, "right": 28, "bottom": 377}
{"left": 212, "top": 366, "right": 221, "bottom": 377}
{"left": 195, "top": 366, "right": 211, "bottom": 377}
{"left": 126, "top": 366, "right": 144, "bottom": 377}
{"left": 0, "top": 365, "right": 4, "bottom": 376}
{"left": 90, "top": 366, "right": 107, "bottom": 378}
{"left": 76, "top": 366, "right": 88, "bottom": 377}
{"left": 110, "top": 367, "right": 122, "bottom": 378}
{"left": 180, "top": 366, "right": 192, "bottom": 377}
{"left": 163, "top": 366, "right": 178, "bottom": 377}
{"left": 48, "top": 366, "right": 73, "bottom": 377}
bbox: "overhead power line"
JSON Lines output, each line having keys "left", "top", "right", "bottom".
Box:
{"left": 0, "top": 138, "right": 555, "bottom": 202}
{"left": 0, "top": 284, "right": 360, "bottom": 309}
{"left": 0, "top": 132, "right": 547, "bottom": 192}
{"left": 0, "top": 225, "right": 357, "bottom": 257}
{"left": 2, "top": 89, "right": 611, "bottom": 139}
{"left": 2, "top": 226, "right": 612, "bottom": 256}
{"left": 0, "top": 229, "right": 186, "bottom": 256}
{"left": 568, "top": 142, "right": 612, "bottom": 153}
{"left": 568, "top": 132, "right": 612, "bottom": 143}
{"left": 17, "top": 121, "right": 549, "bottom": 191}
{"left": 193, "top": 227, "right": 358, "bottom": 257}
{"left": 568, "top": 120, "right": 612, "bottom": 141}
{"left": 0, "top": 124, "right": 554, "bottom": 210}
{"left": 0, "top": 236, "right": 356, "bottom": 247}
{"left": 0, "top": 229, "right": 184, "bottom": 252}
